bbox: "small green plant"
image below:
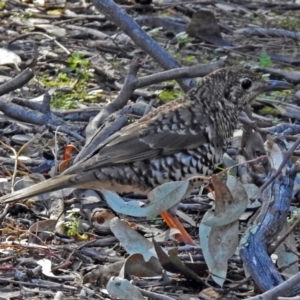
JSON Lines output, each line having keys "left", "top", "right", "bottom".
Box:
{"left": 67, "top": 52, "right": 90, "bottom": 80}
{"left": 57, "top": 72, "right": 69, "bottom": 81}
{"left": 68, "top": 52, "right": 89, "bottom": 69}
{"left": 147, "top": 27, "right": 163, "bottom": 37}
{"left": 175, "top": 32, "right": 191, "bottom": 45}
{"left": 288, "top": 208, "right": 300, "bottom": 225}
{"left": 259, "top": 53, "right": 272, "bottom": 67}
{"left": 23, "top": 11, "right": 32, "bottom": 20}
{"left": 64, "top": 210, "right": 88, "bottom": 240}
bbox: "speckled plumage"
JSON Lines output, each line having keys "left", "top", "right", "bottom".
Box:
{"left": 0, "top": 67, "right": 292, "bottom": 203}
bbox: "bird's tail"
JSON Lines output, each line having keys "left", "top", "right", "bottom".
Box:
{"left": 0, "top": 174, "right": 83, "bottom": 203}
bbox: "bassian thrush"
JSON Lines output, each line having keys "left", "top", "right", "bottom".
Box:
{"left": 0, "top": 67, "right": 293, "bottom": 244}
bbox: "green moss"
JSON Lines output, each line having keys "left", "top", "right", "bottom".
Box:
{"left": 258, "top": 106, "right": 280, "bottom": 116}
{"left": 184, "top": 55, "right": 197, "bottom": 65}
{"left": 263, "top": 89, "right": 291, "bottom": 100}
{"left": 277, "top": 16, "right": 300, "bottom": 30}
{"left": 160, "top": 11, "right": 172, "bottom": 17}
{"left": 52, "top": 91, "right": 84, "bottom": 109}
{"left": 23, "top": 11, "right": 32, "bottom": 20}
{"left": 39, "top": 52, "right": 100, "bottom": 109}
{"left": 111, "top": 60, "right": 121, "bottom": 67}
{"left": 172, "top": 52, "right": 198, "bottom": 65}
{"left": 47, "top": 9, "right": 64, "bottom": 15}
{"left": 158, "top": 89, "right": 184, "bottom": 101}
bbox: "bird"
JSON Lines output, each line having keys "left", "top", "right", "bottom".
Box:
{"left": 0, "top": 67, "right": 293, "bottom": 244}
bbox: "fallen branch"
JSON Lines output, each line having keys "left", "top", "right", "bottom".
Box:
{"left": 91, "top": 0, "right": 196, "bottom": 92}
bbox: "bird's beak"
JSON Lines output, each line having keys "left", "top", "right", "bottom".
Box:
{"left": 261, "top": 80, "right": 294, "bottom": 92}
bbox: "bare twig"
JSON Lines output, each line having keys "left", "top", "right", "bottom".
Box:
{"left": 8, "top": 32, "right": 71, "bottom": 55}
{"left": 135, "top": 61, "right": 225, "bottom": 89}
{"left": 270, "top": 214, "right": 300, "bottom": 252}
{"left": 0, "top": 68, "right": 34, "bottom": 96}
{"left": 247, "top": 272, "right": 300, "bottom": 300}
{"left": 84, "top": 57, "right": 142, "bottom": 142}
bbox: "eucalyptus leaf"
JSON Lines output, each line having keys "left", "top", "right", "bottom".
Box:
{"left": 199, "top": 212, "right": 227, "bottom": 287}
{"left": 104, "top": 181, "right": 188, "bottom": 218}
{"left": 107, "top": 277, "right": 144, "bottom": 300}
{"left": 203, "top": 175, "right": 248, "bottom": 227}
{"left": 110, "top": 217, "right": 157, "bottom": 261}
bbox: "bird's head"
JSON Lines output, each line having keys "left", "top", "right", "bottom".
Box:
{"left": 207, "top": 67, "right": 293, "bottom": 110}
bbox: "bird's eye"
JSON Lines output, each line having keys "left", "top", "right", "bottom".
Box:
{"left": 241, "top": 78, "right": 252, "bottom": 90}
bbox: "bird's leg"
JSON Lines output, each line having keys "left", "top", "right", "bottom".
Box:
{"left": 161, "top": 211, "right": 196, "bottom": 245}
{"left": 160, "top": 180, "right": 208, "bottom": 246}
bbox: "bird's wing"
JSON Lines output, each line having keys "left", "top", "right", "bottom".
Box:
{"left": 67, "top": 99, "right": 215, "bottom": 174}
